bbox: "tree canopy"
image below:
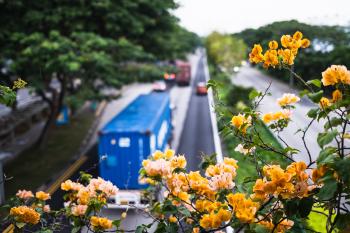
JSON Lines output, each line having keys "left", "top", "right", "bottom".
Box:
{"left": 234, "top": 20, "right": 350, "bottom": 86}
{"left": 0, "top": 0, "right": 200, "bottom": 143}
{"left": 206, "top": 32, "right": 247, "bottom": 73}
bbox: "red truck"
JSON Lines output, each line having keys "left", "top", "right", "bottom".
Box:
{"left": 175, "top": 60, "right": 191, "bottom": 86}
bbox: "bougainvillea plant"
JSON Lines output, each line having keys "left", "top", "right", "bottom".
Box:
{"left": 138, "top": 31, "right": 350, "bottom": 233}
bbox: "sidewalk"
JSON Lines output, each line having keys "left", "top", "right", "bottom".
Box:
{"left": 232, "top": 65, "right": 323, "bottom": 164}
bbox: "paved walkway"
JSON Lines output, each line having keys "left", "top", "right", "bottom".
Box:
{"left": 232, "top": 65, "right": 324, "bottom": 164}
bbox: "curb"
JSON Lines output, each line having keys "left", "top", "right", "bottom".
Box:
{"left": 202, "top": 49, "right": 234, "bottom": 233}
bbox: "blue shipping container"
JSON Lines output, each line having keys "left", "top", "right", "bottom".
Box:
{"left": 98, "top": 92, "right": 172, "bottom": 189}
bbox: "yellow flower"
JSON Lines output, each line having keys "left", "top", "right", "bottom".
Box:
{"left": 262, "top": 112, "right": 274, "bottom": 124}
{"left": 192, "top": 227, "right": 200, "bottom": 233}
{"left": 170, "top": 155, "right": 187, "bottom": 169}
{"left": 164, "top": 149, "right": 175, "bottom": 159}
{"left": 227, "top": 193, "right": 259, "bottom": 223}
{"left": 13, "top": 78, "right": 27, "bottom": 89}
{"left": 319, "top": 97, "right": 331, "bottom": 108}
{"left": 277, "top": 93, "right": 300, "bottom": 106}
{"left": 231, "top": 114, "right": 251, "bottom": 133}
{"left": 153, "top": 150, "right": 164, "bottom": 160}
{"left": 35, "top": 191, "right": 50, "bottom": 201}
{"left": 231, "top": 114, "right": 244, "bottom": 128}
{"left": 10, "top": 206, "right": 40, "bottom": 225}
{"left": 332, "top": 89, "right": 342, "bottom": 102}
{"left": 322, "top": 65, "right": 350, "bottom": 86}
{"left": 293, "top": 31, "right": 303, "bottom": 41}
{"left": 281, "top": 35, "right": 293, "bottom": 48}
{"left": 263, "top": 49, "right": 279, "bottom": 68}
{"left": 249, "top": 44, "right": 264, "bottom": 64}
{"left": 268, "top": 40, "right": 278, "bottom": 50}
{"left": 301, "top": 38, "right": 311, "bottom": 48}
{"left": 279, "top": 49, "right": 295, "bottom": 65}
{"left": 90, "top": 216, "right": 113, "bottom": 230}
{"left": 168, "top": 215, "right": 177, "bottom": 223}
{"left": 199, "top": 214, "right": 212, "bottom": 229}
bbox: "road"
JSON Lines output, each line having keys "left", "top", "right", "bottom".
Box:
{"left": 232, "top": 65, "right": 324, "bottom": 164}
{"left": 177, "top": 56, "right": 216, "bottom": 171}
{"left": 46, "top": 52, "right": 218, "bottom": 232}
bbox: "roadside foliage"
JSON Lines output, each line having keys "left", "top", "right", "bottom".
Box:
{"left": 2, "top": 31, "right": 350, "bottom": 233}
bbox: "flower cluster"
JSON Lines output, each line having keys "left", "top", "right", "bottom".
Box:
{"left": 321, "top": 65, "right": 350, "bottom": 86}
{"left": 231, "top": 114, "right": 252, "bottom": 133}
{"left": 249, "top": 31, "right": 310, "bottom": 68}
{"left": 227, "top": 193, "right": 259, "bottom": 223}
{"left": 262, "top": 110, "right": 291, "bottom": 124}
{"left": 277, "top": 93, "right": 300, "bottom": 107}
{"left": 252, "top": 162, "right": 310, "bottom": 200}
{"left": 90, "top": 216, "right": 113, "bottom": 230}
{"left": 10, "top": 206, "right": 40, "bottom": 225}
{"left": 8, "top": 190, "right": 51, "bottom": 227}
{"left": 61, "top": 177, "right": 118, "bottom": 217}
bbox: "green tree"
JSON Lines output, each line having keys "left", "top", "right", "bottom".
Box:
{"left": 206, "top": 32, "right": 247, "bottom": 73}
{"left": 0, "top": 0, "right": 199, "bottom": 145}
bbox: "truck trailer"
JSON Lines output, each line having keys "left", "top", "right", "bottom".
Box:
{"left": 175, "top": 60, "right": 191, "bottom": 86}
{"left": 98, "top": 92, "right": 172, "bottom": 208}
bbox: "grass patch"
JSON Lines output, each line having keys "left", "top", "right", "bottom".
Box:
{"left": 224, "top": 122, "right": 287, "bottom": 184}
{"left": 4, "top": 108, "right": 95, "bottom": 198}
{"left": 209, "top": 66, "right": 288, "bottom": 190}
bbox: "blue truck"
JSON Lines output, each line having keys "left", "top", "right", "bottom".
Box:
{"left": 98, "top": 92, "right": 172, "bottom": 207}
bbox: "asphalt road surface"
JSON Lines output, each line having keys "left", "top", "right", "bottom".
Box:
{"left": 177, "top": 56, "right": 216, "bottom": 171}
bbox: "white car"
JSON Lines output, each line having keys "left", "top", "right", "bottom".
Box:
{"left": 152, "top": 81, "right": 167, "bottom": 92}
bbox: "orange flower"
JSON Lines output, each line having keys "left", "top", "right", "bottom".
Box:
{"left": 90, "top": 216, "right": 113, "bottom": 230}
{"left": 277, "top": 93, "right": 300, "bottom": 106}
{"left": 322, "top": 65, "right": 350, "bottom": 86}
{"left": 10, "top": 206, "right": 40, "bottom": 225}
{"left": 319, "top": 97, "right": 331, "bottom": 108}
{"left": 301, "top": 39, "right": 311, "bottom": 48}
{"left": 269, "top": 40, "right": 279, "bottom": 50}
{"left": 249, "top": 44, "right": 264, "bottom": 64}
{"left": 293, "top": 31, "right": 303, "bottom": 41}
{"left": 35, "top": 191, "right": 50, "bottom": 201}
{"left": 263, "top": 49, "right": 279, "bottom": 68}
{"left": 332, "top": 89, "right": 342, "bottom": 102}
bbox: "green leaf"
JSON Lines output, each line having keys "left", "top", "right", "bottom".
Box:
{"left": 317, "top": 175, "right": 337, "bottom": 200}
{"left": 306, "top": 79, "right": 322, "bottom": 88}
{"left": 299, "top": 89, "right": 309, "bottom": 97}
{"left": 307, "top": 90, "right": 323, "bottom": 103}
{"left": 307, "top": 108, "right": 318, "bottom": 119}
{"left": 317, "top": 130, "right": 337, "bottom": 148}
{"left": 285, "top": 200, "right": 298, "bottom": 217}
{"left": 298, "top": 197, "right": 313, "bottom": 218}
{"left": 253, "top": 224, "right": 270, "bottom": 233}
{"left": 317, "top": 147, "right": 337, "bottom": 166}
{"left": 15, "top": 222, "right": 26, "bottom": 229}
{"left": 178, "top": 206, "right": 191, "bottom": 217}
{"left": 324, "top": 117, "right": 342, "bottom": 130}
{"left": 112, "top": 219, "right": 121, "bottom": 228}
{"left": 249, "top": 89, "right": 260, "bottom": 100}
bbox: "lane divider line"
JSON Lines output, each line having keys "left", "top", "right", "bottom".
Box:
{"left": 202, "top": 49, "right": 234, "bottom": 233}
